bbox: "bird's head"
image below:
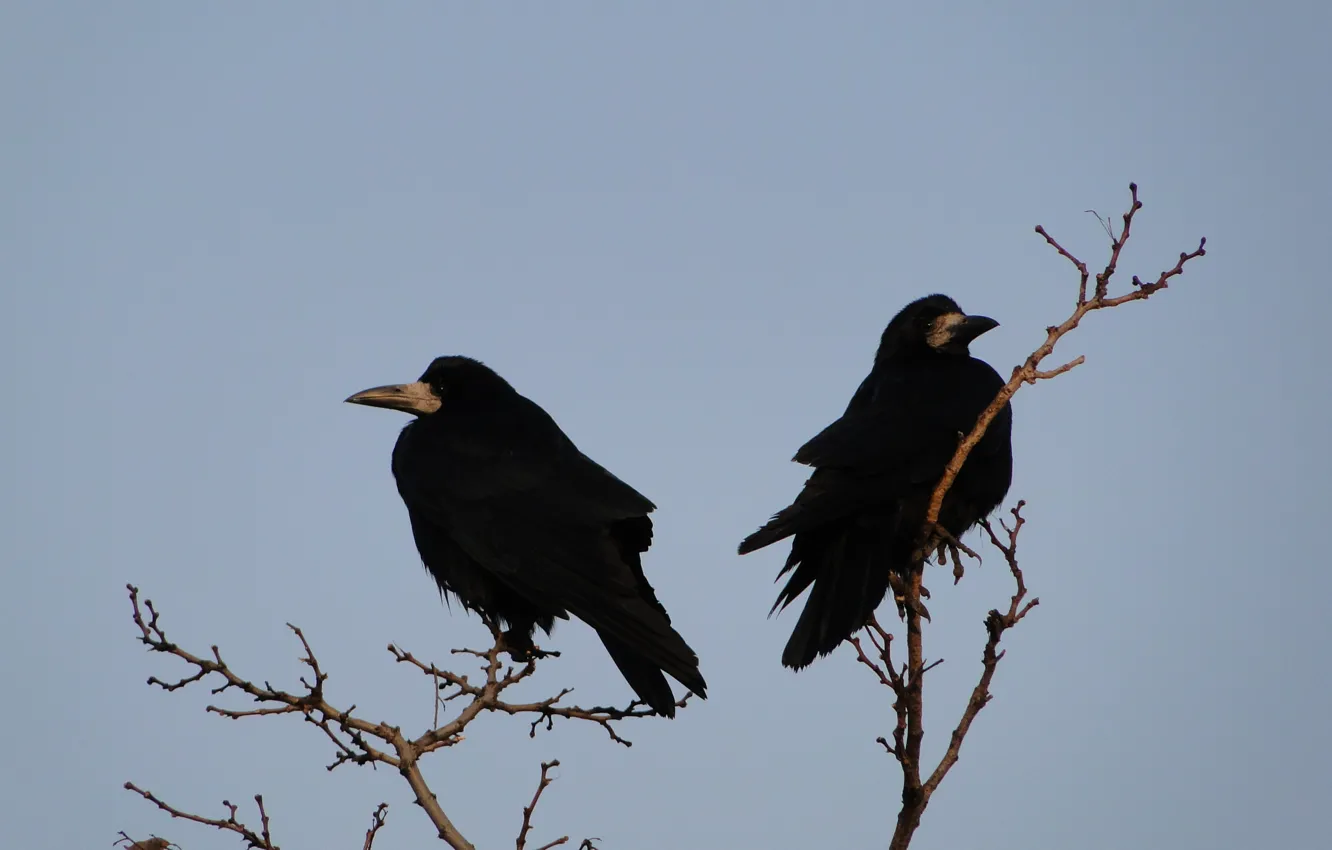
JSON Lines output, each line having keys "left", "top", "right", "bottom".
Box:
{"left": 876, "top": 294, "right": 999, "bottom": 361}
{"left": 345, "top": 355, "right": 515, "bottom": 417}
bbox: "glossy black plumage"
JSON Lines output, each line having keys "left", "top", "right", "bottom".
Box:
{"left": 738, "top": 294, "right": 1013, "bottom": 670}
{"left": 347, "top": 356, "right": 706, "bottom": 716}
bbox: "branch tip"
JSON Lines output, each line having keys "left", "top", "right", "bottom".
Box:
{"left": 875, "top": 184, "right": 1202, "bottom": 850}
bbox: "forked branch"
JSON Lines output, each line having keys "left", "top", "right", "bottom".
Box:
{"left": 123, "top": 584, "right": 676, "bottom": 848}
{"left": 865, "top": 184, "right": 1205, "bottom": 850}
{"left": 516, "top": 760, "right": 570, "bottom": 850}
{"left": 362, "top": 804, "right": 390, "bottom": 850}
{"left": 123, "top": 784, "right": 279, "bottom": 850}
{"left": 926, "top": 183, "right": 1205, "bottom": 532}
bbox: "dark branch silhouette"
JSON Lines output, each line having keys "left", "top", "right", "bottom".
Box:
{"left": 868, "top": 183, "right": 1206, "bottom": 850}
{"left": 516, "top": 760, "right": 570, "bottom": 850}
{"left": 122, "top": 584, "right": 645, "bottom": 849}
{"left": 116, "top": 183, "right": 1204, "bottom": 850}
{"left": 362, "top": 804, "right": 389, "bottom": 850}
{"left": 122, "top": 786, "right": 278, "bottom": 849}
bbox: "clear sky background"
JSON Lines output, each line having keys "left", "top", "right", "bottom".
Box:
{"left": 4, "top": 3, "right": 1329, "bottom": 849}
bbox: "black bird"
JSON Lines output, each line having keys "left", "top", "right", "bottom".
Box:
{"left": 738, "top": 294, "right": 1013, "bottom": 670}
{"left": 346, "top": 356, "right": 706, "bottom": 716}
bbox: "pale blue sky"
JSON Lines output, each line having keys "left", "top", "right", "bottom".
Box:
{"left": 4, "top": 3, "right": 1329, "bottom": 849}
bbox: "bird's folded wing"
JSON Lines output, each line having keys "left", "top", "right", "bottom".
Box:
{"left": 396, "top": 424, "right": 697, "bottom": 680}
{"left": 740, "top": 368, "right": 1007, "bottom": 554}
{"left": 447, "top": 503, "right": 698, "bottom": 669}
{"left": 399, "top": 396, "right": 656, "bottom": 518}
{"left": 794, "top": 364, "right": 1006, "bottom": 477}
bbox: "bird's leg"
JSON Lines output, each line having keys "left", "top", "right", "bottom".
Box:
{"left": 920, "top": 521, "right": 981, "bottom": 584}
{"left": 889, "top": 572, "right": 908, "bottom": 620}
{"left": 497, "top": 627, "right": 560, "bottom": 661}
{"left": 497, "top": 628, "right": 536, "bottom": 661}
{"left": 889, "top": 570, "right": 932, "bottom": 622}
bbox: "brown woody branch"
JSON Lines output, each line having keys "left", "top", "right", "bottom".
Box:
{"left": 391, "top": 645, "right": 690, "bottom": 749}
{"left": 923, "top": 502, "right": 1038, "bottom": 801}
{"left": 926, "top": 183, "right": 1205, "bottom": 534}
{"left": 515, "top": 760, "right": 570, "bottom": 850}
{"left": 362, "top": 804, "right": 390, "bottom": 850}
{"left": 115, "top": 834, "right": 179, "bottom": 850}
{"left": 124, "top": 584, "right": 667, "bottom": 849}
{"left": 881, "top": 506, "right": 1042, "bottom": 848}
{"left": 867, "top": 184, "right": 1205, "bottom": 850}
{"left": 123, "top": 784, "right": 278, "bottom": 850}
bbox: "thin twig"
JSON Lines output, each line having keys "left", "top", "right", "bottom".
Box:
{"left": 516, "top": 760, "right": 569, "bottom": 850}
{"left": 873, "top": 184, "right": 1205, "bottom": 850}
{"left": 114, "top": 833, "right": 178, "bottom": 850}
{"left": 125, "top": 585, "right": 661, "bottom": 849}
{"left": 362, "top": 803, "right": 389, "bottom": 850}
{"left": 924, "top": 503, "right": 1039, "bottom": 799}
{"left": 924, "top": 185, "right": 1204, "bottom": 537}
{"left": 123, "top": 784, "right": 278, "bottom": 850}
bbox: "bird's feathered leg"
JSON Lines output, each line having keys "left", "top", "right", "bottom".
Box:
{"left": 888, "top": 569, "right": 932, "bottom": 622}
{"left": 490, "top": 615, "right": 561, "bottom": 662}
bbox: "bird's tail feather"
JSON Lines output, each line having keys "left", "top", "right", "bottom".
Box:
{"left": 779, "top": 524, "right": 892, "bottom": 670}
{"left": 738, "top": 519, "right": 792, "bottom": 555}
{"left": 601, "top": 518, "right": 709, "bottom": 706}
{"left": 599, "top": 633, "right": 685, "bottom": 717}
{"left": 738, "top": 480, "right": 858, "bottom": 556}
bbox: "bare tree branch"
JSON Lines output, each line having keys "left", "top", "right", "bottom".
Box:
{"left": 123, "top": 784, "right": 278, "bottom": 850}
{"left": 115, "top": 833, "right": 179, "bottom": 850}
{"left": 516, "top": 760, "right": 569, "bottom": 850}
{"left": 118, "top": 183, "right": 1202, "bottom": 850}
{"left": 926, "top": 183, "right": 1205, "bottom": 537}
{"left": 860, "top": 183, "right": 1206, "bottom": 850}
{"left": 123, "top": 583, "right": 675, "bottom": 848}
{"left": 362, "top": 803, "right": 389, "bottom": 850}
{"left": 924, "top": 502, "right": 1039, "bottom": 800}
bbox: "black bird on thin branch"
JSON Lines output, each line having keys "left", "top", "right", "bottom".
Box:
{"left": 738, "top": 294, "right": 1013, "bottom": 670}
{"left": 347, "top": 356, "right": 706, "bottom": 716}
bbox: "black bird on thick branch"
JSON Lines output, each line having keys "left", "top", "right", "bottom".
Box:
{"left": 347, "top": 356, "right": 706, "bottom": 716}
{"left": 738, "top": 294, "right": 1013, "bottom": 670}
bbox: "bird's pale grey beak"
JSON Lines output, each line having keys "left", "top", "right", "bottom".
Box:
{"left": 955, "top": 315, "right": 999, "bottom": 343}
{"left": 344, "top": 381, "right": 441, "bottom": 416}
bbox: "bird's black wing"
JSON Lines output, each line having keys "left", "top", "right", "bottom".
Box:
{"left": 739, "top": 359, "right": 1005, "bottom": 553}
{"left": 394, "top": 397, "right": 705, "bottom": 695}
